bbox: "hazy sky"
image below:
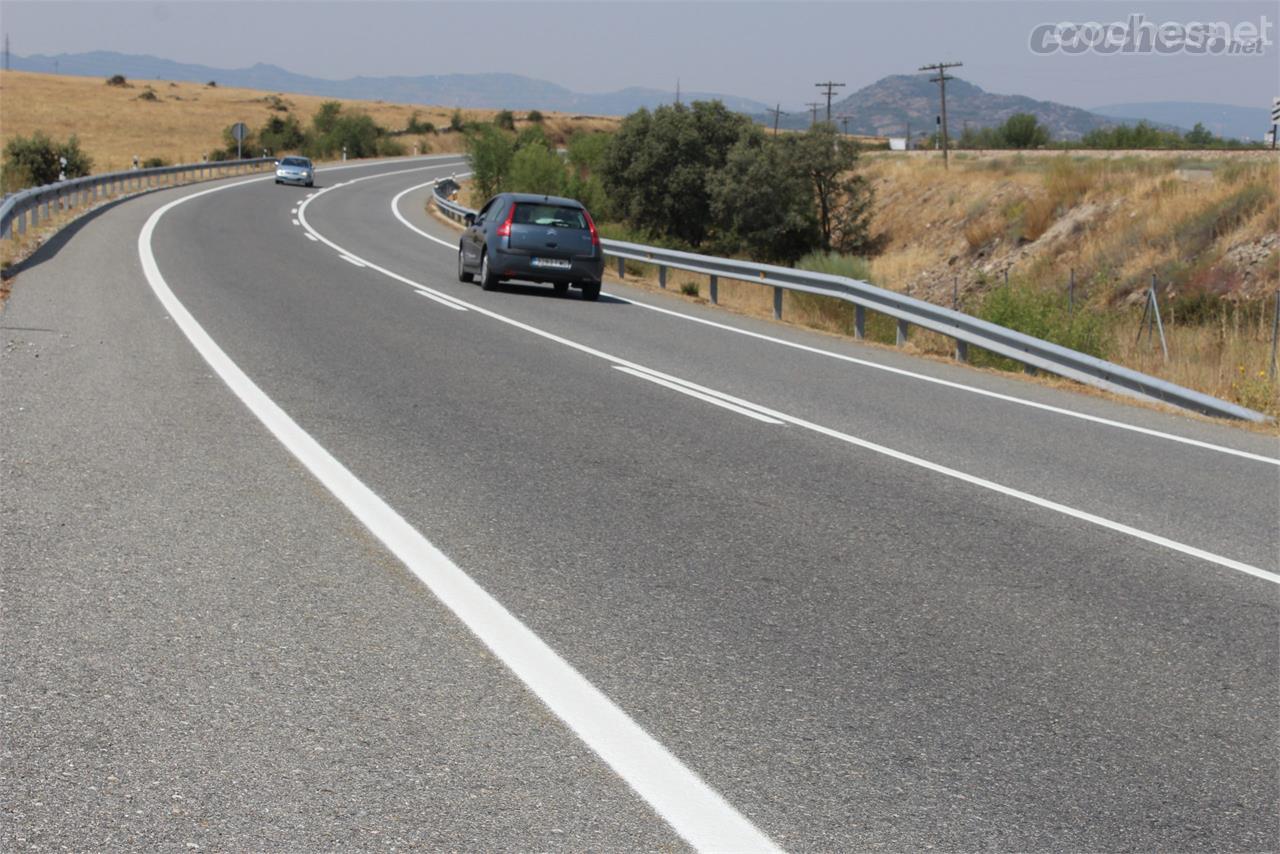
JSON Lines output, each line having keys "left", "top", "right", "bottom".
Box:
{"left": 2, "top": 1, "right": 1276, "bottom": 109}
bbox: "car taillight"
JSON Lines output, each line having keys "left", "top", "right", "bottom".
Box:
{"left": 584, "top": 211, "right": 600, "bottom": 247}
{"left": 496, "top": 204, "right": 515, "bottom": 238}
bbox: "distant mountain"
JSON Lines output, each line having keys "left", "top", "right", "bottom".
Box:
{"left": 1091, "top": 102, "right": 1269, "bottom": 142}
{"left": 9, "top": 50, "right": 770, "bottom": 116}
{"left": 758, "top": 74, "right": 1139, "bottom": 142}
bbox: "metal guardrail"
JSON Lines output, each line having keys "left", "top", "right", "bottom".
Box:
{"left": 1, "top": 157, "right": 276, "bottom": 240}
{"left": 432, "top": 180, "right": 1267, "bottom": 422}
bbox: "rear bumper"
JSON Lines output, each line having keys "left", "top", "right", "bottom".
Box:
{"left": 490, "top": 248, "right": 603, "bottom": 284}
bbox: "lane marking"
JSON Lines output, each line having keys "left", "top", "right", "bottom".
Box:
{"left": 615, "top": 365, "right": 784, "bottom": 424}
{"left": 141, "top": 171, "right": 778, "bottom": 853}
{"left": 305, "top": 233, "right": 318, "bottom": 242}
{"left": 291, "top": 207, "right": 298, "bottom": 215}
{"left": 291, "top": 218, "right": 300, "bottom": 226}
{"left": 299, "top": 174, "right": 1279, "bottom": 584}
{"left": 416, "top": 290, "right": 468, "bottom": 311}
{"left": 339, "top": 254, "right": 366, "bottom": 268}
{"left": 386, "top": 181, "right": 1278, "bottom": 468}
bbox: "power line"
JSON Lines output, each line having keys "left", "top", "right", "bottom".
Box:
{"left": 814, "top": 80, "right": 846, "bottom": 123}
{"left": 919, "top": 62, "right": 962, "bottom": 168}
{"left": 766, "top": 103, "right": 788, "bottom": 136}
{"left": 804, "top": 102, "right": 823, "bottom": 128}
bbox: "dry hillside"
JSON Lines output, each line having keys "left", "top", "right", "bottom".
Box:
{"left": 0, "top": 70, "right": 618, "bottom": 172}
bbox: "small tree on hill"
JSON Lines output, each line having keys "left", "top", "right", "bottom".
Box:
{"left": 999, "top": 113, "right": 1050, "bottom": 148}
{"left": 2, "top": 132, "right": 92, "bottom": 190}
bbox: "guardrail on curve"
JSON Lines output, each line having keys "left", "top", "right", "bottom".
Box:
{"left": 431, "top": 180, "right": 1266, "bottom": 423}
{"left": 1, "top": 157, "right": 276, "bottom": 241}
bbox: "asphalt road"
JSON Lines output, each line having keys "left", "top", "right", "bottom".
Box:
{"left": 3, "top": 156, "right": 1277, "bottom": 852}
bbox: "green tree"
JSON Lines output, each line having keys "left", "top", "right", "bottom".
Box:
{"left": 1184, "top": 122, "right": 1216, "bottom": 147}
{"left": 3, "top": 132, "right": 92, "bottom": 190}
{"left": 998, "top": 113, "right": 1050, "bottom": 148}
{"left": 312, "top": 101, "right": 343, "bottom": 136}
{"left": 494, "top": 110, "right": 516, "bottom": 131}
{"left": 508, "top": 144, "right": 566, "bottom": 196}
{"left": 708, "top": 135, "right": 820, "bottom": 263}
{"left": 258, "top": 114, "right": 306, "bottom": 154}
{"left": 600, "top": 100, "right": 756, "bottom": 247}
{"left": 465, "top": 123, "right": 515, "bottom": 200}
{"left": 526, "top": 110, "right": 545, "bottom": 124}
{"left": 450, "top": 109, "right": 466, "bottom": 132}
{"left": 792, "top": 123, "right": 875, "bottom": 253}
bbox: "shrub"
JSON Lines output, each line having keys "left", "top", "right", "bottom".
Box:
{"left": 680, "top": 281, "right": 700, "bottom": 296}
{"left": 450, "top": 109, "right": 465, "bottom": 132}
{"left": 494, "top": 110, "right": 516, "bottom": 131}
{"left": 136, "top": 88, "right": 159, "bottom": 102}
{"left": 974, "top": 281, "right": 1109, "bottom": 368}
{"left": 404, "top": 112, "right": 435, "bottom": 134}
{"left": 142, "top": 156, "right": 168, "bottom": 168}
{"left": 206, "top": 80, "right": 217, "bottom": 87}
{"left": 526, "top": 110, "right": 545, "bottom": 123}
{"left": 796, "top": 251, "right": 872, "bottom": 280}
{"left": 2, "top": 132, "right": 93, "bottom": 190}
{"left": 106, "top": 74, "right": 129, "bottom": 87}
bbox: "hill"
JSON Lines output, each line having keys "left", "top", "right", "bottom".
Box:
{"left": 758, "top": 75, "right": 1140, "bottom": 141}
{"left": 0, "top": 70, "right": 618, "bottom": 174}
{"left": 10, "top": 50, "right": 770, "bottom": 116}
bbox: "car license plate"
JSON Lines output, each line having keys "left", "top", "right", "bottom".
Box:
{"left": 532, "top": 257, "right": 571, "bottom": 269}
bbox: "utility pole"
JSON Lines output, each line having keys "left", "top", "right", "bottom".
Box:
{"left": 675, "top": 78, "right": 681, "bottom": 106}
{"left": 767, "top": 103, "right": 788, "bottom": 136}
{"left": 805, "top": 102, "right": 822, "bottom": 127}
{"left": 919, "top": 61, "right": 962, "bottom": 168}
{"left": 839, "top": 115, "right": 850, "bottom": 136}
{"left": 815, "top": 81, "right": 846, "bottom": 123}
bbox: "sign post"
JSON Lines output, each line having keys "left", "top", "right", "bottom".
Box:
{"left": 231, "top": 122, "right": 249, "bottom": 160}
{"left": 1271, "top": 98, "right": 1279, "bottom": 150}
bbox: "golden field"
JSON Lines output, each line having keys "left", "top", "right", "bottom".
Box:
{"left": 0, "top": 70, "right": 618, "bottom": 173}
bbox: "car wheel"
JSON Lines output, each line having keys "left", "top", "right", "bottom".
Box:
{"left": 306, "top": 180, "right": 314, "bottom": 188}
{"left": 274, "top": 179, "right": 280, "bottom": 184}
{"left": 552, "top": 282, "right": 569, "bottom": 297}
{"left": 457, "top": 248, "right": 474, "bottom": 283}
{"left": 479, "top": 252, "right": 499, "bottom": 291}
{"left": 580, "top": 281, "right": 601, "bottom": 301}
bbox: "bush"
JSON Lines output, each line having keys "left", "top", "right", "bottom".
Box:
{"left": 206, "top": 80, "right": 217, "bottom": 87}
{"left": 974, "top": 281, "right": 1109, "bottom": 367}
{"left": 136, "top": 88, "right": 159, "bottom": 102}
{"left": 494, "top": 110, "right": 516, "bottom": 131}
{"left": 106, "top": 74, "right": 128, "bottom": 87}
{"left": 709, "top": 134, "right": 820, "bottom": 263}
{"left": 450, "top": 109, "right": 465, "bottom": 132}
{"left": 2, "top": 132, "right": 93, "bottom": 190}
{"left": 142, "top": 156, "right": 168, "bottom": 168}
{"left": 526, "top": 110, "right": 545, "bottom": 123}
{"left": 258, "top": 114, "right": 306, "bottom": 154}
{"left": 404, "top": 112, "right": 435, "bottom": 134}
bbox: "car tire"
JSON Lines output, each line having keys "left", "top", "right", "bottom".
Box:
{"left": 306, "top": 180, "right": 314, "bottom": 188}
{"left": 274, "top": 179, "right": 280, "bottom": 184}
{"left": 580, "top": 281, "right": 601, "bottom": 301}
{"left": 457, "top": 248, "right": 473, "bottom": 283}
{"left": 552, "top": 282, "right": 569, "bottom": 297}
{"left": 479, "top": 252, "right": 499, "bottom": 291}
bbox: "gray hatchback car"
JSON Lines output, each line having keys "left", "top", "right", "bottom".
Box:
{"left": 457, "top": 193, "right": 605, "bottom": 300}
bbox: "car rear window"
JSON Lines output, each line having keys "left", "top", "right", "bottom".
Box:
{"left": 512, "top": 203, "right": 587, "bottom": 230}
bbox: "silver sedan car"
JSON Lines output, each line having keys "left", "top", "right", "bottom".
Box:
{"left": 274, "top": 156, "right": 314, "bottom": 187}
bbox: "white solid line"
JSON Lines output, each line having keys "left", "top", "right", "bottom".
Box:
{"left": 141, "top": 175, "right": 778, "bottom": 853}
{"left": 615, "top": 366, "right": 784, "bottom": 424}
{"left": 339, "top": 255, "right": 366, "bottom": 268}
{"left": 416, "top": 290, "right": 468, "bottom": 311}
{"left": 302, "top": 175, "right": 1279, "bottom": 586}
{"left": 382, "top": 179, "right": 1276, "bottom": 467}
{"left": 605, "top": 294, "right": 1280, "bottom": 467}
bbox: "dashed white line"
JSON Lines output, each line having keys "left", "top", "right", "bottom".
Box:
{"left": 416, "top": 290, "right": 468, "bottom": 311}
{"left": 141, "top": 168, "right": 780, "bottom": 853}
{"left": 291, "top": 218, "right": 300, "bottom": 226}
{"left": 339, "top": 254, "right": 366, "bottom": 268}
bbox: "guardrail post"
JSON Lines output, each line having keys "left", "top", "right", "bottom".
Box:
{"left": 854, "top": 305, "right": 865, "bottom": 339}
{"left": 709, "top": 274, "right": 718, "bottom": 305}
{"left": 1, "top": 215, "right": 10, "bottom": 240}
{"left": 616, "top": 256, "right": 625, "bottom": 278}
{"left": 773, "top": 286, "right": 783, "bottom": 320}
{"left": 955, "top": 340, "right": 968, "bottom": 362}
{"left": 658, "top": 266, "right": 667, "bottom": 289}
{"left": 896, "top": 318, "right": 909, "bottom": 346}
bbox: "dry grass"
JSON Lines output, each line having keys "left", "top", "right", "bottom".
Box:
{"left": 0, "top": 70, "right": 618, "bottom": 174}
